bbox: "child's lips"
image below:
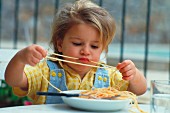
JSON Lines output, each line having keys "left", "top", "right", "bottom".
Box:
{"left": 79, "top": 58, "right": 90, "bottom": 63}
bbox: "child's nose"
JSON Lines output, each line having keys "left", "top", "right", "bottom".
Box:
{"left": 80, "top": 46, "right": 90, "bottom": 55}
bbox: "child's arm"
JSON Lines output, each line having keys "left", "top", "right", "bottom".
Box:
{"left": 116, "top": 60, "right": 147, "bottom": 95}
{"left": 5, "top": 44, "right": 47, "bottom": 90}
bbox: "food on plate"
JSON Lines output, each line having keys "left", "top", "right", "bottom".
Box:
{"left": 79, "top": 87, "right": 147, "bottom": 113}
{"left": 79, "top": 87, "right": 132, "bottom": 100}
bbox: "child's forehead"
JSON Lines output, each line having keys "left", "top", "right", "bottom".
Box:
{"left": 65, "top": 23, "right": 100, "bottom": 36}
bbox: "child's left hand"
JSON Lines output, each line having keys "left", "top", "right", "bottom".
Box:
{"left": 116, "top": 60, "right": 137, "bottom": 81}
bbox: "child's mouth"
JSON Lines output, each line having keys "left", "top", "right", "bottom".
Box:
{"left": 79, "top": 58, "right": 90, "bottom": 63}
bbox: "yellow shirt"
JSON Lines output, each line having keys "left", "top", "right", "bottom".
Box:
{"left": 13, "top": 60, "right": 129, "bottom": 104}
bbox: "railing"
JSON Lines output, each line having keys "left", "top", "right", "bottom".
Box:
{"left": 0, "top": 0, "right": 169, "bottom": 79}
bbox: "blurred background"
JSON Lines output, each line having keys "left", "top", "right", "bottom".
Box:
{"left": 0, "top": 0, "right": 169, "bottom": 107}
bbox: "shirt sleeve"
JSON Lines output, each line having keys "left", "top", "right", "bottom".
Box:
{"left": 12, "top": 61, "right": 49, "bottom": 100}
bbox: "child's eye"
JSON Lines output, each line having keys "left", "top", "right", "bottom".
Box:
{"left": 91, "top": 45, "right": 99, "bottom": 49}
{"left": 73, "top": 42, "right": 82, "bottom": 46}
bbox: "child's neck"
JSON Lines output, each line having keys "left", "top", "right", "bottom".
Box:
{"left": 79, "top": 73, "right": 87, "bottom": 80}
{"left": 68, "top": 65, "right": 90, "bottom": 80}
{"left": 62, "top": 62, "right": 92, "bottom": 80}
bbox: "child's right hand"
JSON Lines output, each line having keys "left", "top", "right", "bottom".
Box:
{"left": 17, "top": 44, "right": 47, "bottom": 66}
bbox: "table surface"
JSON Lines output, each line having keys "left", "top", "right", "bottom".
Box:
{"left": 0, "top": 104, "right": 150, "bottom": 113}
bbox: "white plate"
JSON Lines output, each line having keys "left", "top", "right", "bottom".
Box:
{"left": 61, "top": 90, "right": 130, "bottom": 111}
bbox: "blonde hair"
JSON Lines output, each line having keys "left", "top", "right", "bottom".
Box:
{"left": 50, "top": 0, "right": 116, "bottom": 54}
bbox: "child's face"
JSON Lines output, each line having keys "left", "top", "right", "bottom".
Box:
{"left": 57, "top": 23, "right": 103, "bottom": 74}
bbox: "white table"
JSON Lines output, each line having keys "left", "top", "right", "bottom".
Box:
{"left": 0, "top": 104, "right": 150, "bottom": 113}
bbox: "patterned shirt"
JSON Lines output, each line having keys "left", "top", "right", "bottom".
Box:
{"left": 13, "top": 60, "right": 129, "bottom": 104}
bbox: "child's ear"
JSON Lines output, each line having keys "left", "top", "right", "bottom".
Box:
{"left": 57, "top": 39, "right": 63, "bottom": 52}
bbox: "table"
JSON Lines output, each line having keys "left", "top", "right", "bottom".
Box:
{"left": 0, "top": 104, "right": 150, "bottom": 113}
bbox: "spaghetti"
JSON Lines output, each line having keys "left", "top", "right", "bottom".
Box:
{"left": 46, "top": 52, "right": 115, "bottom": 69}
{"left": 40, "top": 53, "right": 147, "bottom": 113}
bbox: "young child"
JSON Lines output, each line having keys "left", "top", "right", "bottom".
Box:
{"left": 5, "top": 0, "right": 147, "bottom": 104}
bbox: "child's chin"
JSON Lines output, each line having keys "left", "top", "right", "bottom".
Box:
{"left": 75, "top": 65, "right": 91, "bottom": 71}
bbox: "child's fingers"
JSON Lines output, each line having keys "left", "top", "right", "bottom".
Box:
{"left": 122, "top": 69, "right": 134, "bottom": 76}
{"left": 119, "top": 64, "right": 131, "bottom": 74}
{"left": 122, "top": 75, "right": 133, "bottom": 80}
{"left": 22, "top": 45, "right": 46, "bottom": 65}
{"left": 121, "top": 69, "right": 136, "bottom": 81}
{"left": 25, "top": 55, "right": 39, "bottom": 66}
{"left": 35, "top": 45, "right": 47, "bottom": 58}
{"left": 32, "top": 51, "right": 44, "bottom": 61}
{"left": 116, "top": 60, "right": 130, "bottom": 70}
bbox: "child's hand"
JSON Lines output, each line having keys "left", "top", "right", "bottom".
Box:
{"left": 17, "top": 44, "right": 47, "bottom": 66}
{"left": 116, "top": 60, "right": 137, "bottom": 81}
